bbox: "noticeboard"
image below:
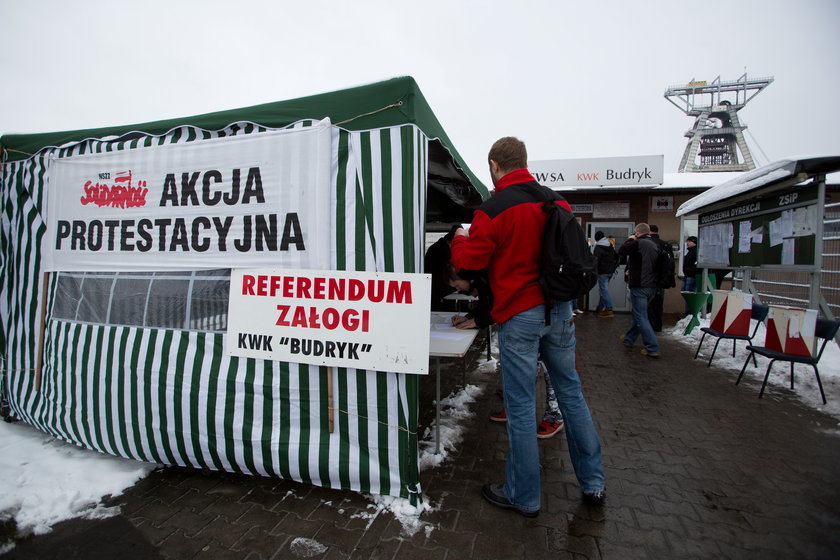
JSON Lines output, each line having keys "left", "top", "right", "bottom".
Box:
{"left": 697, "top": 182, "right": 819, "bottom": 269}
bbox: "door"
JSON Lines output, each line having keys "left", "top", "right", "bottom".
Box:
{"left": 586, "top": 222, "right": 634, "bottom": 312}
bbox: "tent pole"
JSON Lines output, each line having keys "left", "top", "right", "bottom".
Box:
{"left": 328, "top": 366, "right": 334, "bottom": 433}
{"left": 35, "top": 272, "right": 49, "bottom": 392}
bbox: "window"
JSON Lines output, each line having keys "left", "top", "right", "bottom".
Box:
{"left": 52, "top": 269, "right": 231, "bottom": 332}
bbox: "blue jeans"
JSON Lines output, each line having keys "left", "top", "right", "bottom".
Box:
{"left": 624, "top": 287, "right": 659, "bottom": 353}
{"left": 682, "top": 277, "right": 696, "bottom": 315}
{"left": 498, "top": 301, "right": 605, "bottom": 512}
{"left": 596, "top": 274, "right": 613, "bottom": 310}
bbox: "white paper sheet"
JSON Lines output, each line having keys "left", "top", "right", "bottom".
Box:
{"left": 738, "top": 220, "right": 752, "bottom": 253}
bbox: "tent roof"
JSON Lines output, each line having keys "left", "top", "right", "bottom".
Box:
{"left": 676, "top": 155, "right": 840, "bottom": 217}
{"left": 0, "top": 76, "right": 489, "bottom": 205}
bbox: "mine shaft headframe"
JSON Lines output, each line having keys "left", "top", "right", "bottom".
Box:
{"left": 664, "top": 73, "right": 774, "bottom": 116}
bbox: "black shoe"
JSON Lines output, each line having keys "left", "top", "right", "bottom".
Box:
{"left": 481, "top": 484, "right": 539, "bottom": 517}
{"left": 582, "top": 489, "right": 606, "bottom": 505}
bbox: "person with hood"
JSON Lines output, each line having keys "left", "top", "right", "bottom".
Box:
{"left": 592, "top": 231, "right": 618, "bottom": 317}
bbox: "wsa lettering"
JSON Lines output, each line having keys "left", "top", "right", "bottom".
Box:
{"left": 532, "top": 172, "right": 565, "bottom": 183}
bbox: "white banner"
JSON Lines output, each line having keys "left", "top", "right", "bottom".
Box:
{"left": 529, "top": 155, "right": 664, "bottom": 187}
{"left": 45, "top": 120, "right": 333, "bottom": 271}
{"left": 226, "top": 268, "right": 432, "bottom": 374}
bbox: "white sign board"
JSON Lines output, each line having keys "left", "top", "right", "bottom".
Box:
{"left": 45, "top": 120, "right": 332, "bottom": 271}
{"left": 529, "top": 155, "right": 664, "bottom": 187}
{"left": 593, "top": 202, "right": 630, "bottom": 219}
{"left": 227, "top": 268, "right": 432, "bottom": 374}
{"left": 570, "top": 204, "right": 593, "bottom": 214}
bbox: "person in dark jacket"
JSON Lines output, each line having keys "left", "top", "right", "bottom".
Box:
{"left": 682, "top": 236, "right": 699, "bottom": 315}
{"left": 647, "top": 225, "right": 673, "bottom": 332}
{"left": 447, "top": 264, "right": 565, "bottom": 439}
{"left": 424, "top": 224, "right": 462, "bottom": 311}
{"left": 618, "top": 223, "right": 660, "bottom": 357}
{"left": 592, "top": 231, "right": 618, "bottom": 317}
{"left": 446, "top": 266, "right": 494, "bottom": 330}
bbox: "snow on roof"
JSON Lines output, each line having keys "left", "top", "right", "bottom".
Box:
{"left": 676, "top": 156, "right": 840, "bottom": 217}
{"left": 560, "top": 171, "right": 738, "bottom": 193}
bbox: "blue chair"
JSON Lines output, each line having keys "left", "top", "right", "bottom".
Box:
{"left": 693, "top": 303, "right": 769, "bottom": 367}
{"left": 735, "top": 318, "right": 840, "bottom": 404}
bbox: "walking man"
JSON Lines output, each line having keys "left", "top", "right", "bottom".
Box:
{"left": 451, "top": 137, "right": 605, "bottom": 517}
{"left": 619, "top": 223, "right": 660, "bottom": 357}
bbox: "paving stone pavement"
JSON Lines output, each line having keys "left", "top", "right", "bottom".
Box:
{"left": 6, "top": 311, "right": 840, "bottom": 559}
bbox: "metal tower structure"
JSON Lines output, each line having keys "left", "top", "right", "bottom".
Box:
{"left": 665, "top": 73, "right": 773, "bottom": 172}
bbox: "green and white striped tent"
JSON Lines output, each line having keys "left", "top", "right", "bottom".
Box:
{"left": 0, "top": 77, "right": 488, "bottom": 501}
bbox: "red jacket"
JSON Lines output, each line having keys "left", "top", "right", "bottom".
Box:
{"left": 451, "top": 169, "right": 572, "bottom": 324}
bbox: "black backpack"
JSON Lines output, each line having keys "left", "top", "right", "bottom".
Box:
{"left": 596, "top": 245, "right": 619, "bottom": 275}
{"left": 537, "top": 196, "right": 598, "bottom": 322}
{"left": 655, "top": 247, "right": 677, "bottom": 289}
{"left": 477, "top": 182, "right": 597, "bottom": 323}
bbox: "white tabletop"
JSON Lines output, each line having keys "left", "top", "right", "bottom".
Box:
{"left": 443, "top": 292, "right": 479, "bottom": 302}
{"left": 429, "top": 312, "right": 479, "bottom": 358}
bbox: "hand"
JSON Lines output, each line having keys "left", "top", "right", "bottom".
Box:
{"left": 454, "top": 227, "right": 469, "bottom": 238}
{"left": 451, "top": 315, "right": 468, "bottom": 326}
{"left": 454, "top": 318, "right": 477, "bottom": 329}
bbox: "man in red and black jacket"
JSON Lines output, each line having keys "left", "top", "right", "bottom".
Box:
{"left": 451, "top": 137, "right": 605, "bottom": 517}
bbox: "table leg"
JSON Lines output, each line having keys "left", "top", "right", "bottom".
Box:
{"left": 435, "top": 356, "right": 441, "bottom": 455}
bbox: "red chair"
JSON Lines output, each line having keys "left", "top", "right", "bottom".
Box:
{"left": 735, "top": 318, "right": 840, "bottom": 404}
{"left": 693, "top": 303, "right": 769, "bottom": 367}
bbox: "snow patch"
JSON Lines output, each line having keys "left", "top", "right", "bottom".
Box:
{"left": 670, "top": 314, "right": 840, "bottom": 424}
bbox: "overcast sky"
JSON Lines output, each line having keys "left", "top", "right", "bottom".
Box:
{"left": 2, "top": 0, "right": 838, "bottom": 185}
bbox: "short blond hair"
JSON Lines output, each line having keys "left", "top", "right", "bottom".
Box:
{"left": 635, "top": 223, "right": 650, "bottom": 235}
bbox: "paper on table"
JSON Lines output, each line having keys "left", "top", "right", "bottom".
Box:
{"left": 430, "top": 330, "right": 473, "bottom": 341}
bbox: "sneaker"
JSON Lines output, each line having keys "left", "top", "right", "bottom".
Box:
{"left": 537, "top": 420, "right": 564, "bottom": 439}
{"left": 597, "top": 310, "right": 614, "bottom": 318}
{"left": 619, "top": 334, "right": 633, "bottom": 348}
{"left": 482, "top": 483, "right": 539, "bottom": 517}
{"left": 573, "top": 308, "right": 584, "bottom": 315}
{"left": 641, "top": 348, "right": 660, "bottom": 358}
{"left": 489, "top": 409, "right": 507, "bottom": 422}
{"left": 582, "top": 489, "right": 606, "bottom": 505}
